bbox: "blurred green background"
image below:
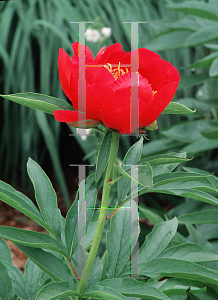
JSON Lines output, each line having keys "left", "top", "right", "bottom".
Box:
{"left": 0, "top": 0, "right": 218, "bottom": 212}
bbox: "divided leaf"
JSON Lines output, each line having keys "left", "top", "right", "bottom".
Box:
{"left": 0, "top": 226, "right": 68, "bottom": 258}
{"left": 139, "top": 258, "right": 218, "bottom": 285}
{"left": 98, "top": 278, "right": 170, "bottom": 300}
{"left": 158, "top": 243, "right": 218, "bottom": 262}
{"left": 84, "top": 285, "right": 129, "bottom": 300}
{"left": 0, "top": 261, "right": 12, "bottom": 300}
{"left": 24, "top": 259, "right": 50, "bottom": 300}
{"left": 0, "top": 181, "right": 53, "bottom": 235}
{"left": 65, "top": 173, "right": 98, "bottom": 257}
{"left": 0, "top": 237, "right": 13, "bottom": 264}
{"left": 107, "top": 201, "right": 138, "bottom": 278}
{"left": 27, "top": 158, "right": 62, "bottom": 239}
{"left": 36, "top": 282, "right": 79, "bottom": 300}
{"left": 14, "top": 245, "right": 72, "bottom": 282}
{"left": 139, "top": 218, "right": 178, "bottom": 264}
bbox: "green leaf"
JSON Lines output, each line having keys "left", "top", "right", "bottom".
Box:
{"left": 182, "top": 138, "right": 218, "bottom": 155}
{"left": 138, "top": 152, "right": 191, "bottom": 177}
{"left": 204, "top": 43, "right": 218, "bottom": 51}
{"left": 175, "top": 98, "right": 211, "bottom": 116}
{"left": 82, "top": 221, "right": 97, "bottom": 250}
{"left": 153, "top": 172, "right": 218, "bottom": 194}
{"left": 0, "top": 237, "right": 12, "bottom": 264}
{"left": 162, "top": 102, "right": 195, "bottom": 114}
{"left": 178, "top": 73, "right": 209, "bottom": 89}
{"left": 84, "top": 285, "right": 129, "bottom": 300}
{"left": 107, "top": 201, "right": 135, "bottom": 278}
{"left": 146, "top": 30, "right": 191, "bottom": 51}
{"left": 98, "top": 278, "right": 171, "bottom": 300}
{"left": 36, "top": 282, "right": 79, "bottom": 300}
{"left": 192, "top": 287, "right": 218, "bottom": 300}
{"left": 138, "top": 258, "right": 218, "bottom": 285}
{"left": 183, "top": 26, "right": 218, "bottom": 47}
{"left": 139, "top": 153, "right": 189, "bottom": 166}
{"left": 142, "top": 138, "right": 185, "bottom": 157}
{"left": 158, "top": 243, "right": 218, "bottom": 262}
{"left": 162, "top": 120, "right": 218, "bottom": 143}
{"left": 209, "top": 57, "right": 218, "bottom": 77}
{"left": 0, "top": 226, "right": 68, "bottom": 258}
{"left": 124, "top": 174, "right": 218, "bottom": 207}
{"left": 24, "top": 259, "right": 50, "bottom": 300}
{"left": 0, "top": 92, "right": 74, "bottom": 115}
{"left": 154, "top": 278, "right": 206, "bottom": 296}
{"left": 139, "top": 205, "right": 164, "bottom": 226}
{"left": 0, "top": 181, "right": 54, "bottom": 235}
{"left": 122, "top": 137, "right": 143, "bottom": 165}
{"left": 178, "top": 210, "right": 218, "bottom": 224}
{"left": 114, "top": 162, "right": 153, "bottom": 188}
{"left": 201, "top": 127, "right": 218, "bottom": 139}
{"left": 182, "top": 166, "right": 218, "bottom": 188}
{"left": 96, "top": 130, "right": 112, "bottom": 182}
{"left": 1, "top": 261, "right": 26, "bottom": 300}
{"left": 139, "top": 218, "right": 178, "bottom": 264}
{"left": 27, "top": 158, "right": 62, "bottom": 239}
{"left": 149, "top": 187, "right": 218, "bottom": 207}
{"left": 65, "top": 173, "right": 97, "bottom": 258}
{"left": 14, "top": 244, "right": 72, "bottom": 282}
{"left": 0, "top": 261, "right": 12, "bottom": 300}
{"left": 185, "top": 52, "right": 218, "bottom": 70}
{"left": 117, "top": 138, "right": 144, "bottom": 203}
{"left": 167, "top": 1, "right": 218, "bottom": 22}
{"left": 143, "top": 120, "right": 158, "bottom": 130}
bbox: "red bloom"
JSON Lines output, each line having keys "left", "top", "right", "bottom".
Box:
{"left": 54, "top": 42, "right": 180, "bottom": 134}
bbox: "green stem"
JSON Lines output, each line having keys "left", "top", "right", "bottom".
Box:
{"left": 77, "top": 131, "right": 120, "bottom": 295}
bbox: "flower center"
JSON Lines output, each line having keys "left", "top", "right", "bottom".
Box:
{"left": 104, "top": 62, "right": 157, "bottom": 98}
{"left": 104, "top": 62, "right": 129, "bottom": 80}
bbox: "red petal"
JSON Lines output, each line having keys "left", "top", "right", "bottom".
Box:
{"left": 54, "top": 110, "right": 101, "bottom": 128}
{"left": 86, "top": 65, "right": 114, "bottom": 85}
{"left": 53, "top": 110, "right": 100, "bottom": 124}
{"left": 58, "top": 48, "right": 74, "bottom": 101}
{"left": 105, "top": 51, "right": 130, "bottom": 68}
{"left": 95, "top": 43, "right": 123, "bottom": 64}
{"left": 101, "top": 73, "right": 152, "bottom": 134}
{"left": 139, "top": 81, "right": 179, "bottom": 127}
{"left": 53, "top": 110, "right": 80, "bottom": 122}
{"left": 139, "top": 56, "right": 180, "bottom": 91}
{"left": 86, "top": 82, "right": 112, "bottom": 121}
{"left": 130, "top": 48, "right": 160, "bottom": 66}
{"left": 95, "top": 46, "right": 106, "bottom": 63}
{"left": 72, "top": 42, "right": 94, "bottom": 65}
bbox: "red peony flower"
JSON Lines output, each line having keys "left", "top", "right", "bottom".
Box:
{"left": 53, "top": 42, "right": 180, "bottom": 134}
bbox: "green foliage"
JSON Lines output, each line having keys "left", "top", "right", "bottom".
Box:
{"left": 0, "top": 141, "right": 218, "bottom": 298}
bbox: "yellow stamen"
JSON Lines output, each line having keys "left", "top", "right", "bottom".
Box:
{"left": 148, "top": 80, "right": 157, "bottom": 98}
{"left": 104, "top": 62, "right": 129, "bottom": 80}
{"left": 152, "top": 90, "right": 157, "bottom": 98}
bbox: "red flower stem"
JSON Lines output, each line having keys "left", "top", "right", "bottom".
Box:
{"left": 77, "top": 131, "right": 120, "bottom": 295}
{"left": 106, "top": 196, "right": 135, "bottom": 220}
{"left": 106, "top": 208, "right": 118, "bottom": 220}
{"left": 69, "top": 258, "right": 80, "bottom": 281}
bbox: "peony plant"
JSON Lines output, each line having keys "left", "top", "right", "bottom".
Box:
{"left": 1, "top": 43, "right": 218, "bottom": 300}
